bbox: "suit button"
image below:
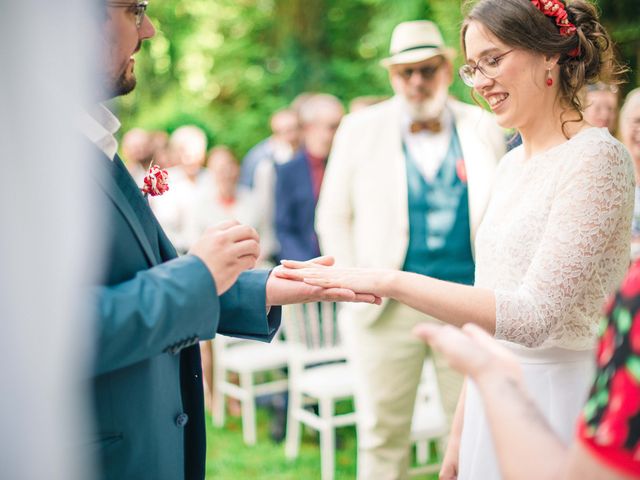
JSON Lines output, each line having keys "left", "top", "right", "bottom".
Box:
{"left": 175, "top": 413, "right": 189, "bottom": 428}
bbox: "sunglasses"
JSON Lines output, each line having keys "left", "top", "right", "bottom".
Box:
{"left": 395, "top": 58, "right": 445, "bottom": 81}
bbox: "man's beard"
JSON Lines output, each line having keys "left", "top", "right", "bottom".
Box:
{"left": 401, "top": 86, "right": 449, "bottom": 121}
{"left": 110, "top": 69, "right": 136, "bottom": 97}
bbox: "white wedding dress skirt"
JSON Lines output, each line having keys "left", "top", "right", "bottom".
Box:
{"left": 457, "top": 342, "right": 595, "bottom": 480}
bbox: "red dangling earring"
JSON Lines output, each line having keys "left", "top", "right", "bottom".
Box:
{"left": 546, "top": 68, "right": 553, "bottom": 87}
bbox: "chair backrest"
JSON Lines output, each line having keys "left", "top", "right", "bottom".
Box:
{"left": 213, "top": 328, "right": 286, "bottom": 367}
{"left": 282, "top": 302, "right": 344, "bottom": 366}
{"left": 416, "top": 358, "right": 443, "bottom": 405}
{"left": 411, "top": 358, "right": 448, "bottom": 440}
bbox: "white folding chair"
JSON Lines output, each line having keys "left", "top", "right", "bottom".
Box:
{"left": 212, "top": 334, "right": 289, "bottom": 445}
{"left": 283, "top": 302, "right": 356, "bottom": 480}
{"left": 409, "top": 358, "right": 448, "bottom": 477}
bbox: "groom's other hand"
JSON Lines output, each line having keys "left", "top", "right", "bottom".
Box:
{"left": 189, "top": 220, "right": 260, "bottom": 294}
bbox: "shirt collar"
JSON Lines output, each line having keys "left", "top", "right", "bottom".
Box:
{"left": 78, "top": 103, "right": 121, "bottom": 161}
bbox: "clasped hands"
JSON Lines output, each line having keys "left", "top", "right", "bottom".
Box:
{"left": 188, "top": 220, "right": 382, "bottom": 306}
{"left": 277, "top": 257, "right": 523, "bottom": 383}
{"left": 189, "top": 220, "right": 523, "bottom": 383}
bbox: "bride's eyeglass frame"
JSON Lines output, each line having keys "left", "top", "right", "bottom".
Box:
{"left": 459, "top": 49, "right": 514, "bottom": 87}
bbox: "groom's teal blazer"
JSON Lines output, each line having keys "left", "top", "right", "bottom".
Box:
{"left": 88, "top": 150, "right": 281, "bottom": 480}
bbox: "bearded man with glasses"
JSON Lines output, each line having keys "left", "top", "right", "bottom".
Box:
{"left": 315, "top": 20, "right": 506, "bottom": 479}
{"left": 79, "top": 2, "right": 380, "bottom": 479}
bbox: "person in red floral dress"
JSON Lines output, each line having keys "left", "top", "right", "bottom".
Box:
{"left": 414, "top": 260, "right": 640, "bottom": 479}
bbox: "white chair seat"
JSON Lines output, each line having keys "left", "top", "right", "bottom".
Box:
{"left": 297, "top": 363, "right": 354, "bottom": 399}
{"left": 222, "top": 342, "right": 289, "bottom": 373}
{"left": 411, "top": 399, "right": 447, "bottom": 440}
{"left": 213, "top": 336, "right": 290, "bottom": 445}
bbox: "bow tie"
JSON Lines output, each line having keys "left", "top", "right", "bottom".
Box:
{"left": 409, "top": 119, "right": 442, "bottom": 134}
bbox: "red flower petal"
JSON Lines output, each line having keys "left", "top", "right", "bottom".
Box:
{"left": 620, "top": 261, "right": 640, "bottom": 298}
{"left": 597, "top": 326, "right": 616, "bottom": 367}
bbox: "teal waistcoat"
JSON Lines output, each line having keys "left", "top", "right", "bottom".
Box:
{"left": 402, "top": 126, "right": 475, "bottom": 285}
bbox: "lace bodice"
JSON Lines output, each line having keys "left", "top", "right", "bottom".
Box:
{"left": 474, "top": 128, "right": 634, "bottom": 349}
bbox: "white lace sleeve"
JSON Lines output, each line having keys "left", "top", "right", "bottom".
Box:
{"left": 494, "top": 137, "right": 634, "bottom": 347}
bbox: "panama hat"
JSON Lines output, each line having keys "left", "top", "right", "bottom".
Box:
{"left": 380, "top": 20, "right": 456, "bottom": 68}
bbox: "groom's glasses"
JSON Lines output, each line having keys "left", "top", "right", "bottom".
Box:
{"left": 107, "top": 1, "right": 149, "bottom": 28}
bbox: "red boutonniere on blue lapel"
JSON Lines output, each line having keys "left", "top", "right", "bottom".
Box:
{"left": 455, "top": 159, "right": 467, "bottom": 184}
{"left": 141, "top": 164, "right": 169, "bottom": 197}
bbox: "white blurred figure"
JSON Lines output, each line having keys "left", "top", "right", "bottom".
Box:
{"left": 621, "top": 88, "right": 640, "bottom": 259}
{"left": 194, "top": 146, "right": 263, "bottom": 412}
{"left": 243, "top": 109, "right": 301, "bottom": 262}
{"left": 239, "top": 109, "right": 301, "bottom": 189}
{"left": 196, "top": 146, "right": 259, "bottom": 236}
{"left": 121, "top": 128, "right": 152, "bottom": 185}
{"left": 583, "top": 82, "right": 619, "bottom": 134}
{"left": 0, "top": 2, "right": 101, "bottom": 480}
{"left": 151, "top": 125, "right": 209, "bottom": 253}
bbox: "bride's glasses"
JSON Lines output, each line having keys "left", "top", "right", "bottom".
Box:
{"left": 459, "top": 49, "right": 514, "bottom": 87}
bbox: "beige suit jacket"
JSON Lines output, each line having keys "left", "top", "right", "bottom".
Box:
{"left": 316, "top": 97, "right": 506, "bottom": 325}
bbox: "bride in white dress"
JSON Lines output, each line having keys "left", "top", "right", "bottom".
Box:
{"left": 276, "top": 0, "right": 633, "bottom": 478}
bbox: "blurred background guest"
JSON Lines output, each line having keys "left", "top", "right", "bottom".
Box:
{"left": 348, "top": 95, "right": 388, "bottom": 113}
{"left": 583, "top": 82, "right": 619, "bottom": 134}
{"left": 621, "top": 88, "right": 640, "bottom": 259}
{"left": 121, "top": 128, "right": 152, "bottom": 184}
{"left": 244, "top": 108, "right": 301, "bottom": 263}
{"left": 271, "top": 93, "right": 344, "bottom": 441}
{"left": 148, "top": 130, "right": 173, "bottom": 169}
{"left": 316, "top": 20, "right": 504, "bottom": 479}
{"left": 194, "top": 145, "right": 261, "bottom": 413}
{"left": 239, "top": 108, "right": 301, "bottom": 189}
{"left": 275, "top": 93, "right": 344, "bottom": 262}
{"left": 151, "top": 125, "right": 209, "bottom": 253}
{"left": 195, "top": 146, "right": 260, "bottom": 252}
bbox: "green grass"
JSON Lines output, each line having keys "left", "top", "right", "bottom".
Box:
{"left": 205, "top": 406, "right": 440, "bottom": 479}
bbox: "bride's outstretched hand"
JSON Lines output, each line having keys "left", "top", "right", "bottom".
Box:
{"left": 275, "top": 256, "right": 388, "bottom": 301}
{"left": 269, "top": 256, "right": 382, "bottom": 305}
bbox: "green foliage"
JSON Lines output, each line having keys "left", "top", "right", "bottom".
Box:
{"left": 116, "top": 0, "right": 638, "bottom": 157}
{"left": 597, "top": 0, "right": 640, "bottom": 91}
{"left": 117, "top": 0, "right": 440, "bottom": 156}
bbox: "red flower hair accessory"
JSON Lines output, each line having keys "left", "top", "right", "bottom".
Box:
{"left": 530, "top": 0, "right": 578, "bottom": 39}
{"left": 141, "top": 164, "right": 169, "bottom": 197}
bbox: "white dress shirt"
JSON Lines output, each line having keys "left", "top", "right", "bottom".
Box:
{"left": 77, "top": 103, "right": 120, "bottom": 160}
{"left": 401, "top": 107, "right": 453, "bottom": 181}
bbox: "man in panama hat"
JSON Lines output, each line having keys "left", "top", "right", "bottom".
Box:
{"left": 316, "top": 20, "right": 506, "bottom": 479}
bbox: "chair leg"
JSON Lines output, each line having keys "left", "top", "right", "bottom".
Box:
{"left": 285, "top": 389, "right": 302, "bottom": 459}
{"left": 319, "top": 397, "right": 335, "bottom": 480}
{"left": 212, "top": 368, "right": 225, "bottom": 428}
{"left": 239, "top": 371, "right": 257, "bottom": 445}
{"left": 415, "top": 439, "right": 429, "bottom": 465}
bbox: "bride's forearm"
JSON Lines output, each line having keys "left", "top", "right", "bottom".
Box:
{"left": 384, "top": 271, "right": 496, "bottom": 333}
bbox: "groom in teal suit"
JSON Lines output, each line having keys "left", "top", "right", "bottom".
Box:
{"left": 82, "top": 3, "right": 377, "bottom": 479}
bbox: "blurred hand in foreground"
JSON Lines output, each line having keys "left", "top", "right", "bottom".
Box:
{"left": 413, "top": 323, "right": 522, "bottom": 383}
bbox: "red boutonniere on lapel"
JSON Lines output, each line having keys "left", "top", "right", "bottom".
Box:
{"left": 141, "top": 164, "right": 169, "bottom": 197}
{"left": 455, "top": 159, "right": 467, "bottom": 184}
